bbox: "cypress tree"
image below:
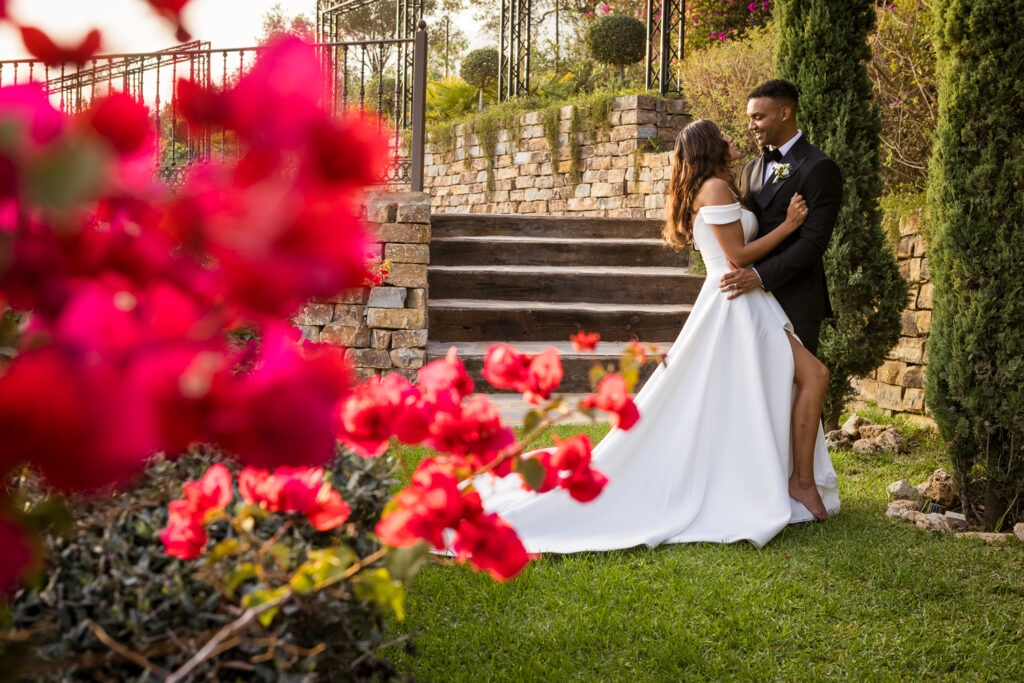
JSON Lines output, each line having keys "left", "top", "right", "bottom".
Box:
{"left": 774, "top": 0, "right": 907, "bottom": 429}
{"left": 925, "top": 0, "right": 1024, "bottom": 529}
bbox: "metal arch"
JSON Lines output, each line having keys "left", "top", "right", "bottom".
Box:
{"left": 645, "top": 0, "right": 683, "bottom": 95}
{"left": 498, "top": 0, "right": 531, "bottom": 101}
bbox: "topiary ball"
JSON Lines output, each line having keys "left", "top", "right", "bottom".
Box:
{"left": 584, "top": 14, "right": 647, "bottom": 68}
{"left": 460, "top": 47, "right": 500, "bottom": 89}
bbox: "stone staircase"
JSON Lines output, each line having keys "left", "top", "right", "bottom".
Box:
{"left": 428, "top": 214, "right": 704, "bottom": 394}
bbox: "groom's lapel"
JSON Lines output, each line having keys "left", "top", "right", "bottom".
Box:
{"left": 749, "top": 156, "right": 766, "bottom": 197}
{"left": 756, "top": 139, "right": 809, "bottom": 210}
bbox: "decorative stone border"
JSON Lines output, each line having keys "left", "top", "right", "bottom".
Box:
{"left": 292, "top": 190, "right": 430, "bottom": 381}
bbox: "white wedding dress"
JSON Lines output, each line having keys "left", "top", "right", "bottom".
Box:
{"left": 474, "top": 202, "right": 841, "bottom": 550}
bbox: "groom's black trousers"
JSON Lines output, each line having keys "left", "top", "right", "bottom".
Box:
{"left": 792, "top": 320, "right": 822, "bottom": 358}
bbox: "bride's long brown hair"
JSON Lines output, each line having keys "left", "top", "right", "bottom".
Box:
{"left": 663, "top": 118, "right": 742, "bottom": 251}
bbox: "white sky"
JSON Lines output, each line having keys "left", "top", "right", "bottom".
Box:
{"left": 0, "top": 0, "right": 484, "bottom": 60}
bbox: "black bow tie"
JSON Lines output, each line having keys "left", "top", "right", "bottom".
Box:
{"left": 761, "top": 146, "right": 783, "bottom": 163}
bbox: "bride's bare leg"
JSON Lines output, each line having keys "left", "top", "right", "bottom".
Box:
{"left": 786, "top": 332, "right": 830, "bottom": 521}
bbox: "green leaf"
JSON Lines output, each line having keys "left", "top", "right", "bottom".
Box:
{"left": 224, "top": 563, "right": 259, "bottom": 595}
{"left": 23, "top": 497, "right": 74, "bottom": 539}
{"left": 354, "top": 568, "right": 407, "bottom": 621}
{"left": 621, "top": 367, "right": 639, "bottom": 393}
{"left": 301, "top": 546, "right": 358, "bottom": 587}
{"left": 25, "top": 138, "right": 110, "bottom": 210}
{"left": 207, "top": 538, "right": 241, "bottom": 564}
{"left": 242, "top": 586, "right": 288, "bottom": 627}
{"left": 522, "top": 409, "right": 543, "bottom": 434}
{"left": 589, "top": 364, "right": 608, "bottom": 391}
{"left": 513, "top": 456, "right": 548, "bottom": 492}
{"left": 385, "top": 541, "right": 431, "bottom": 583}
{"left": 268, "top": 542, "right": 292, "bottom": 570}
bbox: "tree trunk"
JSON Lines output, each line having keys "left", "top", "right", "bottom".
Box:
{"left": 478, "top": 88, "right": 484, "bottom": 113}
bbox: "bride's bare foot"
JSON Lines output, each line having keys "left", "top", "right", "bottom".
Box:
{"left": 789, "top": 476, "right": 830, "bottom": 521}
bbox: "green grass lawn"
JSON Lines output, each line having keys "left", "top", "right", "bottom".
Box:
{"left": 387, "top": 416, "right": 1024, "bottom": 681}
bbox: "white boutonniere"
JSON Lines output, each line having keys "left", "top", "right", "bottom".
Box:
{"left": 772, "top": 162, "right": 793, "bottom": 183}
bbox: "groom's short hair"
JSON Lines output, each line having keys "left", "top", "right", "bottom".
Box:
{"left": 748, "top": 79, "right": 799, "bottom": 109}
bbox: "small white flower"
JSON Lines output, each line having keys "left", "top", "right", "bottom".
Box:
{"left": 772, "top": 163, "right": 793, "bottom": 183}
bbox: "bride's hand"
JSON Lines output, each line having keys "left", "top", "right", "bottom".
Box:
{"left": 786, "top": 193, "right": 808, "bottom": 229}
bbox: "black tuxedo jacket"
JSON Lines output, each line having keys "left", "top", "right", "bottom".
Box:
{"left": 738, "top": 135, "right": 843, "bottom": 325}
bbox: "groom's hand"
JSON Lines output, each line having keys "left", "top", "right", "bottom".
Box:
{"left": 720, "top": 264, "right": 762, "bottom": 300}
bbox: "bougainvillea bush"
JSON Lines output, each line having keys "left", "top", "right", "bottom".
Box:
{"left": 0, "top": 1, "right": 652, "bottom": 676}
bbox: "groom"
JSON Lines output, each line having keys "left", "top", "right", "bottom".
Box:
{"left": 720, "top": 78, "right": 843, "bottom": 521}
{"left": 721, "top": 78, "right": 843, "bottom": 354}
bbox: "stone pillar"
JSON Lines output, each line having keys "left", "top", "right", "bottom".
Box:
{"left": 292, "top": 190, "right": 430, "bottom": 381}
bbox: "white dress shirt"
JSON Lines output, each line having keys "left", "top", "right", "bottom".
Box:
{"left": 763, "top": 130, "right": 803, "bottom": 184}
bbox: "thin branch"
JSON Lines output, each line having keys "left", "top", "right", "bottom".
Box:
{"left": 85, "top": 619, "right": 171, "bottom": 679}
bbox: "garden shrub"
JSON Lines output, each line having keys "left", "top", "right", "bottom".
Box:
{"left": 584, "top": 14, "right": 646, "bottom": 80}
{"left": 774, "top": 0, "right": 907, "bottom": 429}
{"left": 867, "top": 0, "right": 937, "bottom": 193}
{"left": 925, "top": 0, "right": 1024, "bottom": 530}
{"left": 676, "top": 25, "right": 775, "bottom": 159}
{"left": 460, "top": 47, "right": 499, "bottom": 111}
{"left": 2, "top": 449, "right": 401, "bottom": 679}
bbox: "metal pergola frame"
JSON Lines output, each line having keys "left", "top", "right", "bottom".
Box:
{"left": 498, "top": 0, "right": 531, "bottom": 101}
{"left": 645, "top": 0, "right": 684, "bottom": 95}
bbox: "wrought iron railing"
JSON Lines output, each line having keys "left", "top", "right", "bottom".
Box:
{"left": 0, "top": 26, "right": 428, "bottom": 191}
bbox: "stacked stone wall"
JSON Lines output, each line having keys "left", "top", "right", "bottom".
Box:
{"left": 292, "top": 190, "right": 429, "bottom": 381}
{"left": 423, "top": 95, "right": 688, "bottom": 218}
{"left": 849, "top": 208, "right": 933, "bottom": 426}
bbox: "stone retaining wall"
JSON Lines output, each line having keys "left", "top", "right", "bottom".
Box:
{"left": 291, "top": 190, "right": 429, "bottom": 381}
{"left": 849, "top": 208, "right": 933, "bottom": 426}
{"left": 423, "top": 95, "right": 687, "bottom": 218}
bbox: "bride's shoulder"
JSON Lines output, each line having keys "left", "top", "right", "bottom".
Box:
{"left": 695, "top": 178, "right": 737, "bottom": 205}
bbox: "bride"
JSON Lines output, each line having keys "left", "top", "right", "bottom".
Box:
{"left": 473, "top": 118, "right": 841, "bottom": 551}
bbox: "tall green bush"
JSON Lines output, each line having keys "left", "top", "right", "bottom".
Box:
{"left": 774, "top": 0, "right": 907, "bottom": 429}
{"left": 460, "top": 47, "right": 499, "bottom": 112}
{"left": 925, "top": 0, "right": 1024, "bottom": 530}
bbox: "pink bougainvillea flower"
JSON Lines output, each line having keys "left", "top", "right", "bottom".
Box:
{"left": 481, "top": 343, "right": 531, "bottom": 392}
{"left": 570, "top": 330, "right": 600, "bottom": 352}
{"left": 626, "top": 339, "right": 648, "bottom": 364}
{"left": 214, "top": 326, "right": 350, "bottom": 468}
{"left": 0, "top": 84, "right": 64, "bottom": 149}
{"left": 418, "top": 346, "right": 474, "bottom": 411}
{"left": 581, "top": 373, "right": 641, "bottom": 431}
{"left": 562, "top": 466, "right": 609, "bottom": 503}
{"left": 86, "top": 93, "right": 154, "bottom": 158}
{"left": 336, "top": 372, "right": 418, "bottom": 457}
{"left": 180, "top": 463, "right": 233, "bottom": 517}
{"left": 522, "top": 347, "right": 563, "bottom": 404}
{"left": 451, "top": 512, "right": 529, "bottom": 581}
{"left": 424, "top": 394, "right": 516, "bottom": 474}
{"left": 519, "top": 449, "right": 560, "bottom": 493}
{"left": 160, "top": 516, "right": 207, "bottom": 560}
{"left": 20, "top": 27, "right": 101, "bottom": 66}
{"left": 0, "top": 511, "right": 41, "bottom": 594}
{"left": 306, "top": 483, "right": 352, "bottom": 531}
{"left": 375, "top": 457, "right": 479, "bottom": 549}
{"left": 145, "top": 0, "right": 193, "bottom": 41}
{"left": 308, "top": 115, "right": 390, "bottom": 188}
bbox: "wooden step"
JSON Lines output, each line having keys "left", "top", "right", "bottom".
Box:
{"left": 428, "top": 299, "right": 690, "bottom": 342}
{"left": 432, "top": 213, "right": 665, "bottom": 239}
{"left": 429, "top": 265, "right": 704, "bottom": 304}
{"left": 430, "top": 235, "right": 691, "bottom": 268}
{"left": 429, "top": 341, "right": 663, "bottom": 393}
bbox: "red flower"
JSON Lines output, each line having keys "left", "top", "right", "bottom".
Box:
{"left": 336, "top": 373, "right": 417, "bottom": 457}
{"left": 481, "top": 343, "right": 531, "bottom": 391}
{"left": 482, "top": 344, "right": 563, "bottom": 404}
{"left": 523, "top": 347, "right": 563, "bottom": 404}
{"left": 581, "top": 373, "right": 641, "bottom": 430}
{"left": 418, "top": 346, "right": 474, "bottom": 411}
{"left": 180, "top": 463, "right": 233, "bottom": 518}
{"left": 424, "top": 395, "right": 516, "bottom": 474}
{"left": 562, "top": 466, "right": 608, "bottom": 503}
{"left": 549, "top": 434, "right": 593, "bottom": 472}
{"left": 20, "top": 27, "right": 101, "bottom": 66}
{"left": 160, "top": 517, "right": 207, "bottom": 560}
{"left": 520, "top": 449, "right": 560, "bottom": 493}
{"left": 0, "top": 512, "right": 40, "bottom": 594}
{"left": 570, "top": 330, "right": 600, "bottom": 352}
{"left": 375, "top": 457, "right": 480, "bottom": 549}
{"left": 306, "top": 484, "right": 351, "bottom": 531}
{"left": 451, "top": 513, "right": 530, "bottom": 581}
{"left": 146, "top": 0, "right": 193, "bottom": 41}
{"left": 87, "top": 93, "right": 154, "bottom": 157}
